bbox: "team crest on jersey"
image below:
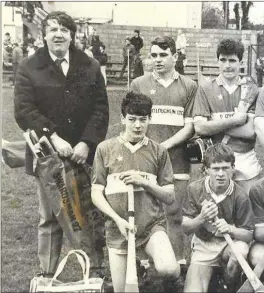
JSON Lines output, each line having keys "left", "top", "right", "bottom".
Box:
{"left": 117, "top": 155, "right": 123, "bottom": 162}
{"left": 150, "top": 89, "right": 156, "bottom": 95}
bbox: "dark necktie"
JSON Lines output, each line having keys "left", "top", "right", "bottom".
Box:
{"left": 55, "top": 58, "right": 65, "bottom": 75}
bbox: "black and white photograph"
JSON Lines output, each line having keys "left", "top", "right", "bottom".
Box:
{"left": 2, "top": 1, "right": 264, "bottom": 292}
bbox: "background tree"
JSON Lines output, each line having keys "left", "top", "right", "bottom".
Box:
{"left": 202, "top": 2, "right": 225, "bottom": 29}
{"left": 223, "top": 1, "right": 230, "bottom": 29}
{"left": 233, "top": 3, "right": 240, "bottom": 30}
{"left": 241, "top": 1, "right": 253, "bottom": 29}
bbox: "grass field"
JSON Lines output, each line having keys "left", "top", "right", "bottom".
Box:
{"left": 2, "top": 85, "right": 264, "bottom": 292}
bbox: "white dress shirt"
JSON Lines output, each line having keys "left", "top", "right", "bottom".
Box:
{"left": 49, "top": 50, "right": 70, "bottom": 76}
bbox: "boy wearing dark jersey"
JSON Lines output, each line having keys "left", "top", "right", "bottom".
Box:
{"left": 182, "top": 143, "right": 254, "bottom": 292}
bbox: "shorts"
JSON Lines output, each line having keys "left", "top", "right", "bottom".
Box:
{"left": 107, "top": 224, "right": 166, "bottom": 254}
{"left": 190, "top": 234, "right": 228, "bottom": 267}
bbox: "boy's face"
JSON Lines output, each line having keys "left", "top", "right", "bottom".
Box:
{"left": 121, "top": 113, "right": 150, "bottom": 143}
{"left": 218, "top": 53, "right": 242, "bottom": 81}
{"left": 206, "top": 161, "right": 234, "bottom": 192}
{"left": 150, "top": 45, "right": 176, "bottom": 75}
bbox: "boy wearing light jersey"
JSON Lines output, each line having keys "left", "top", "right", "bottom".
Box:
{"left": 91, "top": 92, "right": 180, "bottom": 292}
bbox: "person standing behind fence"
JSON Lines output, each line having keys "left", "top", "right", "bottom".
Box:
{"left": 119, "top": 37, "right": 136, "bottom": 80}
{"left": 12, "top": 42, "right": 24, "bottom": 85}
{"left": 130, "top": 29, "right": 144, "bottom": 55}
{"left": 14, "top": 11, "right": 109, "bottom": 278}
{"left": 96, "top": 45, "right": 108, "bottom": 86}
{"left": 255, "top": 56, "right": 264, "bottom": 87}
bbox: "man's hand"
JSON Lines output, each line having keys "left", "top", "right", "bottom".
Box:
{"left": 70, "top": 142, "right": 89, "bottom": 164}
{"left": 115, "top": 217, "right": 134, "bottom": 240}
{"left": 200, "top": 200, "right": 218, "bottom": 223}
{"left": 50, "top": 133, "right": 73, "bottom": 157}
{"left": 119, "top": 170, "right": 148, "bottom": 187}
{"left": 213, "top": 218, "right": 232, "bottom": 236}
{"left": 232, "top": 112, "right": 248, "bottom": 126}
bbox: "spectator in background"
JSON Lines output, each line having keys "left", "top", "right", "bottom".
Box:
{"left": 119, "top": 37, "right": 136, "bottom": 80}
{"left": 176, "top": 29, "right": 187, "bottom": 54}
{"left": 96, "top": 45, "right": 108, "bottom": 86}
{"left": 175, "top": 48, "right": 187, "bottom": 75}
{"left": 4, "top": 32, "right": 12, "bottom": 48}
{"left": 75, "top": 20, "right": 86, "bottom": 51}
{"left": 142, "top": 57, "right": 153, "bottom": 75}
{"left": 130, "top": 29, "right": 144, "bottom": 55}
{"left": 23, "top": 33, "right": 35, "bottom": 55}
{"left": 84, "top": 44, "right": 94, "bottom": 59}
{"left": 255, "top": 56, "right": 264, "bottom": 87}
{"left": 91, "top": 35, "right": 104, "bottom": 61}
{"left": 27, "top": 43, "right": 36, "bottom": 56}
{"left": 12, "top": 42, "right": 24, "bottom": 85}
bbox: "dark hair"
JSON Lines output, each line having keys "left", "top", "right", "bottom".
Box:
{"left": 151, "top": 36, "right": 176, "bottom": 55}
{"left": 134, "top": 30, "right": 140, "bottom": 34}
{"left": 121, "top": 92, "right": 153, "bottom": 117}
{"left": 5, "top": 32, "right": 10, "bottom": 36}
{"left": 203, "top": 143, "right": 235, "bottom": 168}
{"left": 125, "top": 37, "right": 131, "bottom": 41}
{"left": 42, "top": 11, "right": 76, "bottom": 49}
{"left": 216, "top": 38, "right": 244, "bottom": 61}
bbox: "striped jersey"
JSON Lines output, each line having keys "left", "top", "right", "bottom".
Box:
{"left": 193, "top": 76, "right": 259, "bottom": 153}
{"left": 92, "top": 134, "right": 174, "bottom": 249}
{"left": 130, "top": 72, "right": 197, "bottom": 174}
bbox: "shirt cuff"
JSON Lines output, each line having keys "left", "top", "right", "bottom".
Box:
{"left": 194, "top": 116, "right": 208, "bottom": 123}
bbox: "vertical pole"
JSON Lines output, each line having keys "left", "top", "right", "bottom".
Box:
{"left": 127, "top": 49, "right": 130, "bottom": 91}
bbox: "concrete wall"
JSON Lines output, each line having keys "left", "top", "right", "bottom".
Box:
{"left": 93, "top": 24, "right": 258, "bottom": 79}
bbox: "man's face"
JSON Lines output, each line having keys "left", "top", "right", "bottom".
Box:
{"left": 150, "top": 45, "right": 176, "bottom": 75}
{"left": 44, "top": 19, "right": 72, "bottom": 58}
{"left": 121, "top": 114, "right": 150, "bottom": 143}
{"left": 218, "top": 53, "right": 242, "bottom": 81}
{"left": 206, "top": 161, "right": 234, "bottom": 192}
{"left": 125, "top": 39, "right": 131, "bottom": 45}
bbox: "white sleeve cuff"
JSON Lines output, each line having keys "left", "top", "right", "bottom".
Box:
{"left": 91, "top": 184, "right": 105, "bottom": 192}
{"left": 184, "top": 117, "right": 193, "bottom": 124}
{"left": 194, "top": 116, "right": 208, "bottom": 123}
{"left": 248, "top": 113, "right": 255, "bottom": 118}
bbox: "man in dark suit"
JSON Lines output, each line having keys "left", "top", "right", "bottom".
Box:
{"left": 14, "top": 11, "right": 109, "bottom": 276}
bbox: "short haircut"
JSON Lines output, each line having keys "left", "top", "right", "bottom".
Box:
{"left": 203, "top": 143, "right": 235, "bottom": 168}
{"left": 42, "top": 11, "right": 76, "bottom": 49}
{"left": 5, "top": 32, "right": 10, "bottom": 36}
{"left": 216, "top": 38, "right": 244, "bottom": 61}
{"left": 121, "top": 92, "right": 153, "bottom": 117}
{"left": 151, "top": 36, "right": 176, "bottom": 55}
{"left": 134, "top": 29, "right": 140, "bottom": 33}
{"left": 125, "top": 37, "right": 131, "bottom": 41}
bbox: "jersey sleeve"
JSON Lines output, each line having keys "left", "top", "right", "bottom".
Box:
{"left": 247, "top": 84, "right": 259, "bottom": 116}
{"left": 157, "top": 147, "right": 174, "bottom": 187}
{"left": 249, "top": 179, "right": 264, "bottom": 224}
{"left": 182, "top": 183, "right": 200, "bottom": 219}
{"left": 255, "top": 87, "right": 264, "bottom": 117}
{"left": 184, "top": 79, "right": 198, "bottom": 122}
{"left": 130, "top": 78, "right": 140, "bottom": 93}
{"left": 234, "top": 195, "right": 255, "bottom": 231}
{"left": 192, "top": 84, "right": 211, "bottom": 121}
{"left": 91, "top": 143, "right": 108, "bottom": 191}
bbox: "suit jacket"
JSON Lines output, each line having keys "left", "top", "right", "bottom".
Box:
{"left": 14, "top": 45, "right": 109, "bottom": 174}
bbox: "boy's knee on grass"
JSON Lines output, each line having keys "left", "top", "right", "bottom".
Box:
{"left": 155, "top": 261, "right": 180, "bottom": 278}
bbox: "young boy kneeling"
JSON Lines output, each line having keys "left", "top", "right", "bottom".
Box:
{"left": 91, "top": 92, "right": 180, "bottom": 292}
{"left": 182, "top": 143, "right": 254, "bottom": 292}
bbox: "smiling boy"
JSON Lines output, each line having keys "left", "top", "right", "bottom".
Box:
{"left": 193, "top": 38, "right": 261, "bottom": 195}
{"left": 91, "top": 92, "right": 180, "bottom": 292}
{"left": 182, "top": 143, "right": 254, "bottom": 292}
{"left": 130, "top": 35, "right": 197, "bottom": 265}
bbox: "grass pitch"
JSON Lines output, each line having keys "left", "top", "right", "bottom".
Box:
{"left": 1, "top": 85, "right": 264, "bottom": 292}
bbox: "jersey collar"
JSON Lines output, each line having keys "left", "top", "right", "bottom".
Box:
{"left": 152, "top": 69, "right": 179, "bottom": 88}
{"left": 204, "top": 176, "right": 234, "bottom": 204}
{"left": 117, "top": 132, "right": 149, "bottom": 153}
